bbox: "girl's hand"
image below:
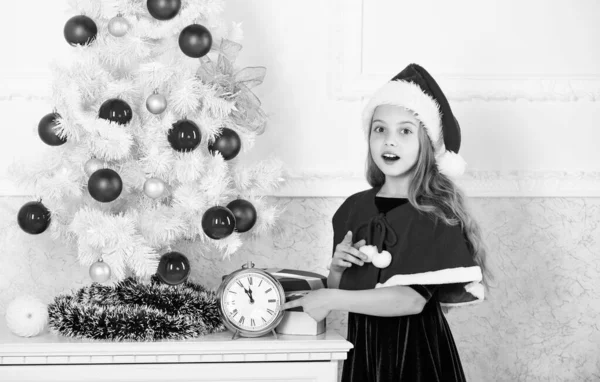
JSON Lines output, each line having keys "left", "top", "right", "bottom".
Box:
{"left": 328, "top": 231, "right": 367, "bottom": 274}
{"left": 280, "top": 289, "right": 335, "bottom": 322}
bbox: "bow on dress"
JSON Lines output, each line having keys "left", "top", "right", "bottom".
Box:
{"left": 357, "top": 213, "right": 398, "bottom": 253}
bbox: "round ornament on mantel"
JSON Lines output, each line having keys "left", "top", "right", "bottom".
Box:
{"left": 5, "top": 295, "right": 48, "bottom": 337}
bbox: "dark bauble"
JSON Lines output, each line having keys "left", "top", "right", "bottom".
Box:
{"left": 98, "top": 99, "right": 133, "bottom": 125}
{"left": 147, "top": 0, "right": 181, "bottom": 20}
{"left": 201, "top": 206, "right": 236, "bottom": 240}
{"left": 17, "top": 201, "right": 51, "bottom": 235}
{"left": 38, "top": 113, "right": 67, "bottom": 146}
{"left": 227, "top": 199, "right": 257, "bottom": 233}
{"left": 167, "top": 119, "right": 201, "bottom": 152}
{"left": 88, "top": 169, "right": 123, "bottom": 203}
{"left": 64, "top": 15, "right": 97, "bottom": 46}
{"left": 156, "top": 251, "right": 190, "bottom": 285}
{"left": 209, "top": 128, "right": 241, "bottom": 160}
{"left": 178, "top": 24, "right": 212, "bottom": 58}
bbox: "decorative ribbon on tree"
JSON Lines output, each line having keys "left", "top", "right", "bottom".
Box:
{"left": 197, "top": 39, "right": 268, "bottom": 135}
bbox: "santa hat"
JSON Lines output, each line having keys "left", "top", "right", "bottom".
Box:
{"left": 362, "top": 63, "right": 467, "bottom": 178}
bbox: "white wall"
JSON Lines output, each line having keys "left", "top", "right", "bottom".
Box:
{"left": 1, "top": 0, "right": 600, "bottom": 197}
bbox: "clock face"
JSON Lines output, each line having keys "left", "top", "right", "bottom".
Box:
{"left": 223, "top": 272, "right": 282, "bottom": 332}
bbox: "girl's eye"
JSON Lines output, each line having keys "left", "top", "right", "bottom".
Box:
{"left": 401, "top": 128, "right": 412, "bottom": 134}
{"left": 373, "top": 126, "right": 384, "bottom": 133}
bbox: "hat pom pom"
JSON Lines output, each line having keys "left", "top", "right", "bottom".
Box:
{"left": 436, "top": 150, "right": 467, "bottom": 178}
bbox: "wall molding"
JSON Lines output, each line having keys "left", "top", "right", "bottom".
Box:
{"left": 5, "top": 171, "right": 600, "bottom": 198}
{"left": 328, "top": 0, "right": 600, "bottom": 102}
{"left": 273, "top": 170, "right": 600, "bottom": 197}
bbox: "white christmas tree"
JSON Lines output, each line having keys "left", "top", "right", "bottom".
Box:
{"left": 11, "top": 0, "right": 285, "bottom": 283}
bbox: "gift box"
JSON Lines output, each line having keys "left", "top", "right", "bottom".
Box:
{"left": 263, "top": 268, "right": 327, "bottom": 336}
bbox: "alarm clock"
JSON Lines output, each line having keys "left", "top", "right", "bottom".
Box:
{"left": 217, "top": 261, "right": 286, "bottom": 340}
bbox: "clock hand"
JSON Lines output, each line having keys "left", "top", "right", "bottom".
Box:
{"left": 242, "top": 286, "right": 255, "bottom": 303}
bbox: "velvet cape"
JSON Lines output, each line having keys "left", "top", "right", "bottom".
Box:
{"left": 333, "top": 187, "right": 484, "bottom": 306}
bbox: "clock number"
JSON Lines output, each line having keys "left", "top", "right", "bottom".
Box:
{"left": 268, "top": 299, "right": 276, "bottom": 303}
{"left": 265, "top": 288, "right": 272, "bottom": 294}
{"left": 267, "top": 308, "right": 274, "bottom": 315}
{"left": 259, "top": 279, "right": 263, "bottom": 287}
{"left": 251, "top": 318, "right": 255, "bottom": 327}
{"left": 236, "top": 280, "right": 244, "bottom": 288}
{"left": 239, "top": 316, "right": 245, "bottom": 325}
{"left": 232, "top": 309, "right": 238, "bottom": 317}
{"left": 261, "top": 317, "right": 267, "bottom": 323}
{"left": 248, "top": 277, "right": 253, "bottom": 285}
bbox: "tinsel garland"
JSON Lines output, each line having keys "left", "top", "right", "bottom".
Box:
{"left": 48, "top": 276, "right": 225, "bottom": 341}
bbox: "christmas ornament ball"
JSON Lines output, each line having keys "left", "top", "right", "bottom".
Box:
{"left": 156, "top": 251, "right": 190, "bottom": 285}
{"left": 179, "top": 24, "right": 212, "bottom": 58}
{"left": 88, "top": 168, "right": 123, "bottom": 203}
{"left": 64, "top": 15, "right": 97, "bottom": 46}
{"left": 226, "top": 199, "right": 257, "bottom": 233}
{"left": 98, "top": 98, "right": 133, "bottom": 125}
{"left": 167, "top": 119, "right": 201, "bottom": 152}
{"left": 147, "top": 0, "right": 181, "bottom": 20}
{"left": 108, "top": 15, "right": 130, "bottom": 37}
{"left": 5, "top": 296, "right": 48, "bottom": 337}
{"left": 84, "top": 158, "right": 105, "bottom": 176}
{"left": 144, "top": 178, "right": 166, "bottom": 199}
{"left": 17, "top": 201, "right": 51, "bottom": 235}
{"left": 209, "top": 128, "right": 241, "bottom": 161}
{"left": 202, "top": 206, "right": 236, "bottom": 239}
{"left": 89, "top": 259, "right": 112, "bottom": 283}
{"left": 146, "top": 92, "right": 167, "bottom": 114}
{"left": 372, "top": 250, "right": 392, "bottom": 269}
{"left": 38, "top": 113, "right": 66, "bottom": 146}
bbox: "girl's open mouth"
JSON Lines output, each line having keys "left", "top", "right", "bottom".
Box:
{"left": 382, "top": 153, "right": 400, "bottom": 163}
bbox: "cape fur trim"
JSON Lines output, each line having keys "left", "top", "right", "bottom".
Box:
{"left": 440, "top": 299, "right": 483, "bottom": 308}
{"left": 374, "top": 266, "right": 482, "bottom": 287}
{"left": 464, "top": 280, "right": 485, "bottom": 300}
{"left": 362, "top": 80, "right": 442, "bottom": 146}
{"left": 440, "top": 281, "right": 485, "bottom": 308}
{"left": 440, "top": 281, "right": 485, "bottom": 307}
{"left": 48, "top": 276, "right": 225, "bottom": 341}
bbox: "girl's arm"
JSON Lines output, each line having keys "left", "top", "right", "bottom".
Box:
{"left": 281, "top": 285, "right": 427, "bottom": 319}
{"left": 330, "top": 286, "right": 426, "bottom": 317}
{"left": 327, "top": 270, "right": 343, "bottom": 289}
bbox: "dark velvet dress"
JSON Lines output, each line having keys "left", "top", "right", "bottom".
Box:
{"left": 340, "top": 196, "right": 467, "bottom": 382}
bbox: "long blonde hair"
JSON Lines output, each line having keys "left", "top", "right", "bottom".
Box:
{"left": 366, "top": 123, "right": 493, "bottom": 288}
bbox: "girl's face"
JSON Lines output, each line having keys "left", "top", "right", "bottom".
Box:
{"left": 369, "top": 105, "right": 421, "bottom": 179}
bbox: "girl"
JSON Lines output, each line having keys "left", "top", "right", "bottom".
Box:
{"left": 282, "top": 63, "right": 491, "bottom": 381}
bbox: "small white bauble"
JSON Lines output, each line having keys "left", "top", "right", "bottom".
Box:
{"left": 108, "top": 15, "right": 130, "bottom": 37}
{"left": 5, "top": 295, "right": 48, "bottom": 337}
{"left": 84, "top": 158, "right": 105, "bottom": 176}
{"left": 144, "top": 178, "right": 166, "bottom": 199}
{"left": 89, "top": 259, "right": 111, "bottom": 283}
{"left": 372, "top": 250, "right": 392, "bottom": 269}
{"left": 358, "top": 245, "right": 378, "bottom": 263}
{"left": 146, "top": 93, "right": 167, "bottom": 114}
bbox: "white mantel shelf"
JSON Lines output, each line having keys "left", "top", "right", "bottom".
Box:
{"left": 0, "top": 325, "right": 352, "bottom": 365}
{"left": 0, "top": 320, "right": 353, "bottom": 382}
